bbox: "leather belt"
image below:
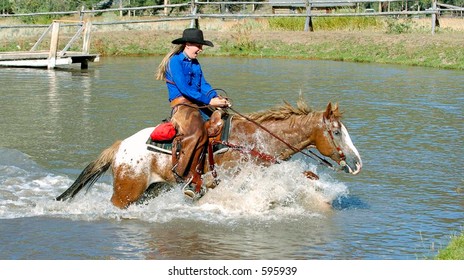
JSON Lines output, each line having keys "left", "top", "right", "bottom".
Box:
{"left": 170, "top": 96, "right": 192, "bottom": 108}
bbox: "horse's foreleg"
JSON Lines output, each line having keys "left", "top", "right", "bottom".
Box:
{"left": 111, "top": 165, "right": 149, "bottom": 209}
{"left": 303, "top": 170, "right": 319, "bottom": 180}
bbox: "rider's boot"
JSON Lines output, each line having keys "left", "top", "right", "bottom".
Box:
{"left": 172, "top": 135, "right": 208, "bottom": 201}
{"left": 182, "top": 182, "right": 207, "bottom": 200}
{"left": 181, "top": 171, "right": 207, "bottom": 201}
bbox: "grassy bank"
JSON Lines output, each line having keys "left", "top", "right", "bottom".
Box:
{"left": 436, "top": 232, "right": 464, "bottom": 260}
{"left": 92, "top": 30, "right": 464, "bottom": 70}
{"left": 71, "top": 17, "right": 464, "bottom": 70}
{"left": 1, "top": 17, "right": 463, "bottom": 70}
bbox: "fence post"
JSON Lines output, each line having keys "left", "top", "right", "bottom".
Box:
{"left": 304, "top": 0, "right": 313, "bottom": 32}
{"left": 164, "top": 0, "right": 169, "bottom": 16}
{"left": 190, "top": 0, "right": 199, "bottom": 29}
{"left": 431, "top": 0, "right": 438, "bottom": 34}
{"left": 48, "top": 21, "right": 60, "bottom": 69}
{"left": 79, "top": 5, "right": 85, "bottom": 21}
{"left": 431, "top": 0, "right": 436, "bottom": 34}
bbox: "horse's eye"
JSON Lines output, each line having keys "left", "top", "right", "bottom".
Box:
{"left": 333, "top": 130, "right": 341, "bottom": 136}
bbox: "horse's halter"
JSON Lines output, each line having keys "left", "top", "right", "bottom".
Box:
{"left": 323, "top": 116, "right": 347, "bottom": 167}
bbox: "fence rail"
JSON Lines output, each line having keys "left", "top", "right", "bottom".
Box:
{"left": 0, "top": 1, "right": 461, "bottom": 33}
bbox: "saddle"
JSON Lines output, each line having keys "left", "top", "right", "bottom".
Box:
{"left": 146, "top": 110, "right": 232, "bottom": 156}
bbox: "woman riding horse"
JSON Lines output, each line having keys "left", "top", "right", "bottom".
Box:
{"left": 56, "top": 100, "right": 362, "bottom": 209}
{"left": 155, "top": 28, "right": 231, "bottom": 200}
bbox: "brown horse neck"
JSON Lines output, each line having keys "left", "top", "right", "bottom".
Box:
{"left": 229, "top": 111, "right": 323, "bottom": 158}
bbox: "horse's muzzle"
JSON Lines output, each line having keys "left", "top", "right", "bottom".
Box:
{"left": 341, "top": 156, "right": 362, "bottom": 175}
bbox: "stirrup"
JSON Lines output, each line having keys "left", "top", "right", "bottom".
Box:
{"left": 182, "top": 182, "right": 207, "bottom": 201}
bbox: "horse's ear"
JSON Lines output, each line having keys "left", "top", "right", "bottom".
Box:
{"left": 333, "top": 102, "right": 340, "bottom": 116}
{"left": 324, "top": 102, "right": 333, "bottom": 119}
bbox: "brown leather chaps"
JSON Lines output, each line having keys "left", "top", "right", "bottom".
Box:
{"left": 170, "top": 98, "right": 207, "bottom": 188}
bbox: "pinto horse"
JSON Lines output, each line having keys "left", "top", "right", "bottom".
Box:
{"left": 56, "top": 100, "right": 362, "bottom": 209}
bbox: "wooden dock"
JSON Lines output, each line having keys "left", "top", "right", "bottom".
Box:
{"left": 0, "top": 51, "right": 99, "bottom": 69}
{"left": 0, "top": 20, "right": 99, "bottom": 69}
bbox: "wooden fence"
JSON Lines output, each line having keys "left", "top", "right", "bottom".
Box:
{"left": 1, "top": 1, "right": 463, "bottom": 34}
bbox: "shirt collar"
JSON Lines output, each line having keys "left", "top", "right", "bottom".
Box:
{"left": 182, "top": 51, "right": 192, "bottom": 61}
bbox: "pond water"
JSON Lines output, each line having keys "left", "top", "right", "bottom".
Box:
{"left": 0, "top": 56, "right": 462, "bottom": 260}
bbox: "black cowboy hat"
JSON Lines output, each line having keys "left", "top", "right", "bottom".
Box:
{"left": 172, "top": 28, "right": 214, "bottom": 47}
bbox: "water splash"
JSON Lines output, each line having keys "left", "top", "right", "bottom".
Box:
{"left": 0, "top": 148, "right": 349, "bottom": 223}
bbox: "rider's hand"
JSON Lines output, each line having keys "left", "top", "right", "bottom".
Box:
{"left": 209, "top": 97, "right": 231, "bottom": 108}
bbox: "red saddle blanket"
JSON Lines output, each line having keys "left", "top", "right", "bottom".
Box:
{"left": 150, "top": 122, "right": 176, "bottom": 142}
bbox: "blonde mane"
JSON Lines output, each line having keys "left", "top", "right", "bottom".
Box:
{"left": 238, "top": 98, "right": 314, "bottom": 123}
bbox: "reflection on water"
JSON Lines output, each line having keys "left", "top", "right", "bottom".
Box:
{"left": 0, "top": 57, "right": 463, "bottom": 259}
{"left": 130, "top": 218, "right": 341, "bottom": 260}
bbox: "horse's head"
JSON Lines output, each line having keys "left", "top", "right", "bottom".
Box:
{"left": 313, "top": 103, "right": 362, "bottom": 175}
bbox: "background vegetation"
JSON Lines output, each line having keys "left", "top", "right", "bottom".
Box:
{"left": 2, "top": 0, "right": 464, "bottom": 16}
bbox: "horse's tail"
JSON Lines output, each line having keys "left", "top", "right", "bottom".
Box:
{"left": 56, "top": 140, "right": 122, "bottom": 201}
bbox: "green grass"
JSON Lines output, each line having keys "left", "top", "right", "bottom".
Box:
{"left": 436, "top": 232, "right": 464, "bottom": 260}
{"left": 269, "top": 16, "right": 385, "bottom": 31}
{"left": 213, "top": 32, "right": 464, "bottom": 70}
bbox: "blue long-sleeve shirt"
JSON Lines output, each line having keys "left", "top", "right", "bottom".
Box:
{"left": 166, "top": 52, "right": 217, "bottom": 105}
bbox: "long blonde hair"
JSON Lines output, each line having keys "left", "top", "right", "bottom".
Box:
{"left": 155, "top": 44, "right": 184, "bottom": 81}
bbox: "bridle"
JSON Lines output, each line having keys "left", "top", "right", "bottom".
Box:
{"left": 323, "top": 115, "right": 347, "bottom": 168}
